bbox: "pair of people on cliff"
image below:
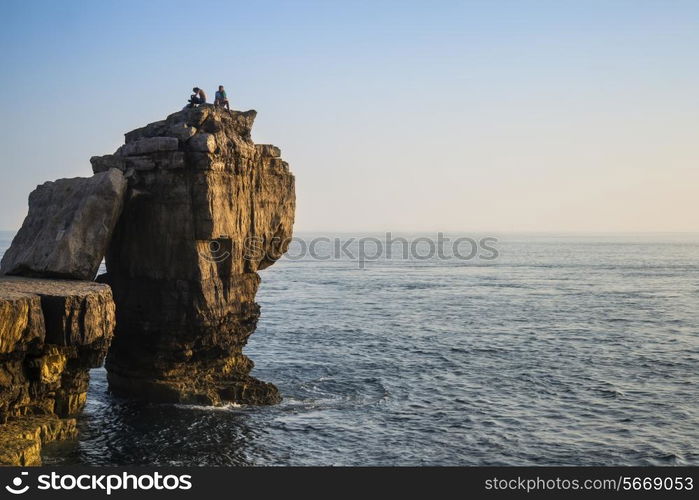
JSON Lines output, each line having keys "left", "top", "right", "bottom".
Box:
{"left": 187, "top": 86, "right": 230, "bottom": 111}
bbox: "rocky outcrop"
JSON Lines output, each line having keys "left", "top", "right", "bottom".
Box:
{"left": 93, "top": 106, "right": 295, "bottom": 405}
{"left": 0, "top": 416, "right": 77, "bottom": 466}
{"left": 0, "top": 104, "right": 294, "bottom": 465}
{"left": 0, "top": 170, "right": 127, "bottom": 281}
{"left": 0, "top": 276, "right": 115, "bottom": 465}
{"left": 0, "top": 167, "right": 122, "bottom": 465}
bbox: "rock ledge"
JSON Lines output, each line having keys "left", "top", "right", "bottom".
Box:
{"left": 0, "top": 276, "right": 114, "bottom": 465}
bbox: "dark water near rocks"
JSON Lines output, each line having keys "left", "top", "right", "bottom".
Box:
{"left": 2, "top": 231, "right": 698, "bottom": 466}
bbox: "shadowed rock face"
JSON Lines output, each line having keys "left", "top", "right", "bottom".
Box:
{"left": 95, "top": 106, "right": 295, "bottom": 405}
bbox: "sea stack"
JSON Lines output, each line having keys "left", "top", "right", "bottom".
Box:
{"left": 93, "top": 106, "right": 295, "bottom": 405}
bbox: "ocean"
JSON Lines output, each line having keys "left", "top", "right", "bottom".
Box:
{"left": 1, "top": 231, "right": 698, "bottom": 466}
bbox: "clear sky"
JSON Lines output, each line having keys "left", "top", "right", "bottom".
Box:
{"left": 1, "top": 0, "right": 697, "bottom": 232}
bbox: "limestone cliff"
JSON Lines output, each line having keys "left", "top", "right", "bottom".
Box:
{"left": 0, "top": 104, "right": 294, "bottom": 464}
{"left": 93, "top": 106, "right": 295, "bottom": 405}
{"left": 0, "top": 277, "right": 115, "bottom": 464}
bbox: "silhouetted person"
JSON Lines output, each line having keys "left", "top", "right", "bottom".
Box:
{"left": 188, "top": 87, "right": 207, "bottom": 108}
{"left": 214, "top": 85, "right": 230, "bottom": 111}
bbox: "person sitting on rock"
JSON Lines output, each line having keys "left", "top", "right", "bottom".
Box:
{"left": 188, "top": 87, "right": 207, "bottom": 108}
{"left": 214, "top": 85, "right": 230, "bottom": 111}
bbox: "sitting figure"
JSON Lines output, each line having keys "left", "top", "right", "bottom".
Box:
{"left": 188, "top": 87, "right": 207, "bottom": 108}
{"left": 214, "top": 85, "right": 230, "bottom": 111}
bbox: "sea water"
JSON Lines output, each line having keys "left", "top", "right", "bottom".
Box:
{"left": 1, "top": 231, "right": 697, "bottom": 465}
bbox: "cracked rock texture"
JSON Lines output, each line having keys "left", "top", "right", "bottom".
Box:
{"left": 0, "top": 276, "right": 114, "bottom": 465}
{"left": 0, "top": 416, "right": 77, "bottom": 466}
{"left": 94, "top": 106, "right": 295, "bottom": 405}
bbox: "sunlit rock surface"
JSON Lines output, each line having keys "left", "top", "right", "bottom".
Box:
{"left": 0, "top": 277, "right": 115, "bottom": 465}
{"left": 95, "top": 106, "right": 296, "bottom": 405}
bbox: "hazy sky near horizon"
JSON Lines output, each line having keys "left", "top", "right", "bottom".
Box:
{"left": 1, "top": 0, "right": 697, "bottom": 232}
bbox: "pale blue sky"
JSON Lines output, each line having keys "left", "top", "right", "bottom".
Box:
{"left": 1, "top": 0, "right": 697, "bottom": 231}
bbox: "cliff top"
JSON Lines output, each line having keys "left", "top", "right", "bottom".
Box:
{"left": 0, "top": 275, "right": 112, "bottom": 299}
{"left": 125, "top": 105, "right": 259, "bottom": 145}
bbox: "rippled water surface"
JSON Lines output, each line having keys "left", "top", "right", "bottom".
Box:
{"left": 2, "top": 231, "right": 698, "bottom": 465}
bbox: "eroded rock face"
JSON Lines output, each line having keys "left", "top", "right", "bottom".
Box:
{"left": 0, "top": 276, "right": 115, "bottom": 465}
{"left": 96, "top": 106, "right": 295, "bottom": 405}
{"left": 0, "top": 277, "right": 114, "bottom": 419}
{"left": 0, "top": 170, "right": 127, "bottom": 280}
{"left": 0, "top": 416, "right": 77, "bottom": 466}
